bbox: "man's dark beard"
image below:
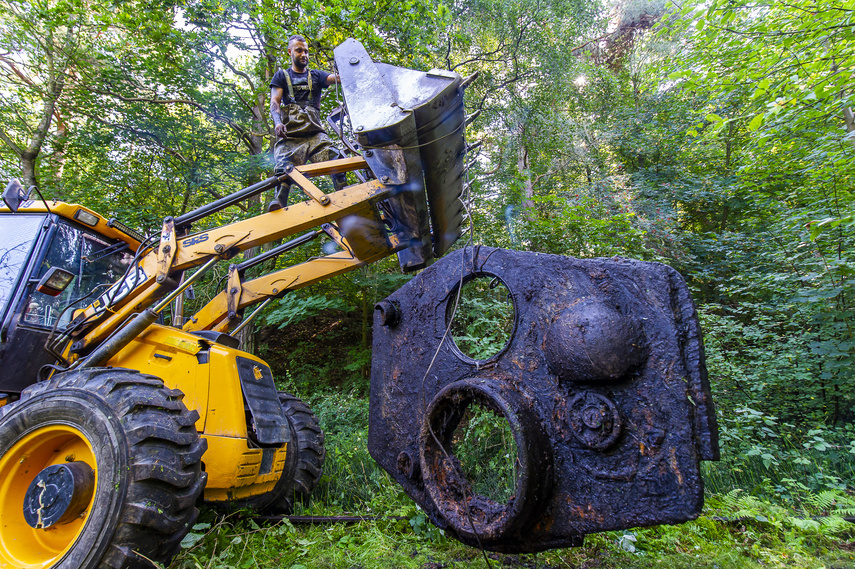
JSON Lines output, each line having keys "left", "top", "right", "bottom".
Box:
{"left": 293, "top": 57, "right": 308, "bottom": 71}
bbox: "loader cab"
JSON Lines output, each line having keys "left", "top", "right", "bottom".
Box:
{"left": 0, "top": 210, "right": 134, "bottom": 394}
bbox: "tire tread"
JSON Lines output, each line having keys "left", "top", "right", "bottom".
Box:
{"left": 20, "top": 368, "right": 206, "bottom": 569}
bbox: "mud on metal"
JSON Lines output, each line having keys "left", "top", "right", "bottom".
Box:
{"left": 369, "top": 247, "right": 720, "bottom": 552}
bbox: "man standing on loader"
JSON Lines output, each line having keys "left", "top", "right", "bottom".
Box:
{"left": 269, "top": 35, "right": 346, "bottom": 211}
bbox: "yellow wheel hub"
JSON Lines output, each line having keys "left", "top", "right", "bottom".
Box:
{"left": 0, "top": 425, "right": 97, "bottom": 568}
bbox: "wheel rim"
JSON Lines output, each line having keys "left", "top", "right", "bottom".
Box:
{"left": 0, "top": 425, "right": 98, "bottom": 568}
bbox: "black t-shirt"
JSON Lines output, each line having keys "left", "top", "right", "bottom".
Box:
{"left": 270, "top": 68, "right": 330, "bottom": 109}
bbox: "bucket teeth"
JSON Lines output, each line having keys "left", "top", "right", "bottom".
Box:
{"left": 460, "top": 71, "right": 480, "bottom": 89}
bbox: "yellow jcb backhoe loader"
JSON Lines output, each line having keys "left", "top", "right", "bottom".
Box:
{"left": 0, "top": 38, "right": 470, "bottom": 569}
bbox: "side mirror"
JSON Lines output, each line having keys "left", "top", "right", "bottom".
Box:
{"left": 3, "top": 179, "right": 30, "bottom": 212}
{"left": 36, "top": 267, "right": 75, "bottom": 297}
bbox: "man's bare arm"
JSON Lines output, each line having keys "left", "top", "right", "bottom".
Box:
{"left": 270, "top": 87, "right": 286, "bottom": 137}
{"left": 325, "top": 74, "right": 341, "bottom": 85}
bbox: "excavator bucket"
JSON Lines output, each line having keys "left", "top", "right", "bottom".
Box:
{"left": 334, "top": 39, "right": 467, "bottom": 271}
{"left": 369, "top": 247, "right": 720, "bottom": 552}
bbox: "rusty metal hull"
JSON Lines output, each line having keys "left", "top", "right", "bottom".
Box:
{"left": 369, "top": 247, "right": 719, "bottom": 552}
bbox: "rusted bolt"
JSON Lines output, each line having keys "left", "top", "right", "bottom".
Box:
{"left": 230, "top": 288, "right": 238, "bottom": 295}
{"left": 214, "top": 244, "right": 225, "bottom": 254}
{"left": 396, "top": 451, "right": 419, "bottom": 479}
{"left": 581, "top": 406, "right": 604, "bottom": 429}
{"left": 272, "top": 288, "right": 278, "bottom": 294}
{"left": 380, "top": 175, "right": 391, "bottom": 184}
{"left": 567, "top": 392, "right": 622, "bottom": 450}
{"left": 364, "top": 150, "right": 373, "bottom": 157}
{"left": 156, "top": 275, "right": 165, "bottom": 283}
{"left": 161, "top": 245, "right": 171, "bottom": 254}
{"left": 319, "top": 196, "right": 330, "bottom": 205}
{"left": 349, "top": 56, "right": 359, "bottom": 65}
{"left": 375, "top": 300, "right": 400, "bottom": 327}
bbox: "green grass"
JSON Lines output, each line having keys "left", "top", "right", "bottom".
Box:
{"left": 169, "top": 391, "right": 855, "bottom": 569}
{"left": 170, "top": 510, "right": 855, "bottom": 569}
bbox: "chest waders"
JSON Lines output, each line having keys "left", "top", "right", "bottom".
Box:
{"left": 270, "top": 70, "right": 347, "bottom": 212}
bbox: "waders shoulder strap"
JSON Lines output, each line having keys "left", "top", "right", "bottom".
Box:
{"left": 284, "top": 69, "right": 313, "bottom": 104}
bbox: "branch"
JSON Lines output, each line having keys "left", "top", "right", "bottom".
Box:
{"left": 0, "top": 55, "right": 36, "bottom": 87}
{"left": 0, "top": 91, "right": 37, "bottom": 139}
{"left": 195, "top": 60, "right": 257, "bottom": 114}
{"left": 706, "top": 20, "right": 853, "bottom": 39}
{"left": 475, "top": 72, "right": 523, "bottom": 112}
{"left": 531, "top": 170, "right": 551, "bottom": 188}
{"left": 570, "top": 32, "right": 614, "bottom": 54}
{"left": 0, "top": 127, "right": 23, "bottom": 156}
{"left": 82, "top": 110, "right": 189, "bottom": 163}
{"left": 450, "top": 41, "right": 510, "bottom": 71}
{"left": 197, "top": 65, "right": 257, "bottom": 113}
{"left": 92, "top": 88, "right": 258, "bottom": 150}
{"left": 210, "top": 42, "right": 257, "bottom": 92}
{"left": 481, "top": 151, "right": 503, "bottom": 176}
{"left": 25, "top": 27, "right": 71, "bottom": 156}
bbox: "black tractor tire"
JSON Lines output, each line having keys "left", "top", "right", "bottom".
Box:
{"left": 271, "top": 391, "right": 326, "bottom": 513}
{"left": 0, "top": 368, "right": 207, "bottom": 569}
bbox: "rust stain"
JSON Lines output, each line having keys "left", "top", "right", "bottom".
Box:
{"left": 368, "top": 247, "right": 719, "bottom": 553}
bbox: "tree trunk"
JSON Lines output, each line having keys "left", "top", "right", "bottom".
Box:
{"left": 517, "top": 144, "right": 535, "bottom": 210}
{"left": 843, "top": 107, "right": 855, "bottom": 148}
{"left": 21, "top": 153, "right": 38, "bottom": 190}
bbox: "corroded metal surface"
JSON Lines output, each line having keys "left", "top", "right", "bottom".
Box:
{"left": 369, "top": 247, "right": 719, "bottom": 552}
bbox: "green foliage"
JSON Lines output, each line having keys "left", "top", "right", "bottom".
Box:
{"left": 700, "top": 298, "right": 855, "bottom": 428}
{"left": 5, "top": 0, "right": 855, "bottom": 564}
{"left": 450, "top": 403, "right": 518, "bottom": 503}
{"left": 168, "top": 394, "right": 855, "bottom": 569}
{"left": 299, "top": 392, "right": 395, "bottom": 513}
{"left": 705, "top": 405, "right": 855, "bottom": 497}
{"left": 511, "top": 193, "right": 650, "bottom": 258}
{"left": 265, "top": 294, "right": 355, "bottom": 329}
{"left": 449, "top": 275, "right": 515, "bottom": 360}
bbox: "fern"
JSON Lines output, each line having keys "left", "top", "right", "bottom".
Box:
{"left": 264, "top": 294, "right": 355, "bottom": 329}
{"left": 803, "top": 489, "right": 838, "bottom": 513}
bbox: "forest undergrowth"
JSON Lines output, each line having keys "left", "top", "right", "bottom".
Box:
{"left": 169, "top": 311, "right": 855, "bottom": 569}
{"left": 169, "top": 390, "right": 854, "bottom": 569}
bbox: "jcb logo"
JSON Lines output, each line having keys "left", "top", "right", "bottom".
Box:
{"left": 92, "top": 265, "right": 146, "bottom": 316}
{"left": 182, "top": 233, "right": 209, "bottom": 247}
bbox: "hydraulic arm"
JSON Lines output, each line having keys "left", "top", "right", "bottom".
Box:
{"left": 53, "top": 38, "right": 472, "bottom": 364}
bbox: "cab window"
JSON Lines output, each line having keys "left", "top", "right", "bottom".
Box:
{"left": 0, "top": 214, "right": 46, "bottom": 318}
{"left": 22, "top": 220, "right": 134, "bottom": 329}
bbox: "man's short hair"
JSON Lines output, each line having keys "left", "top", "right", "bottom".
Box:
{"left": 288, "top": 35, "right": 307, "bottom": 47}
